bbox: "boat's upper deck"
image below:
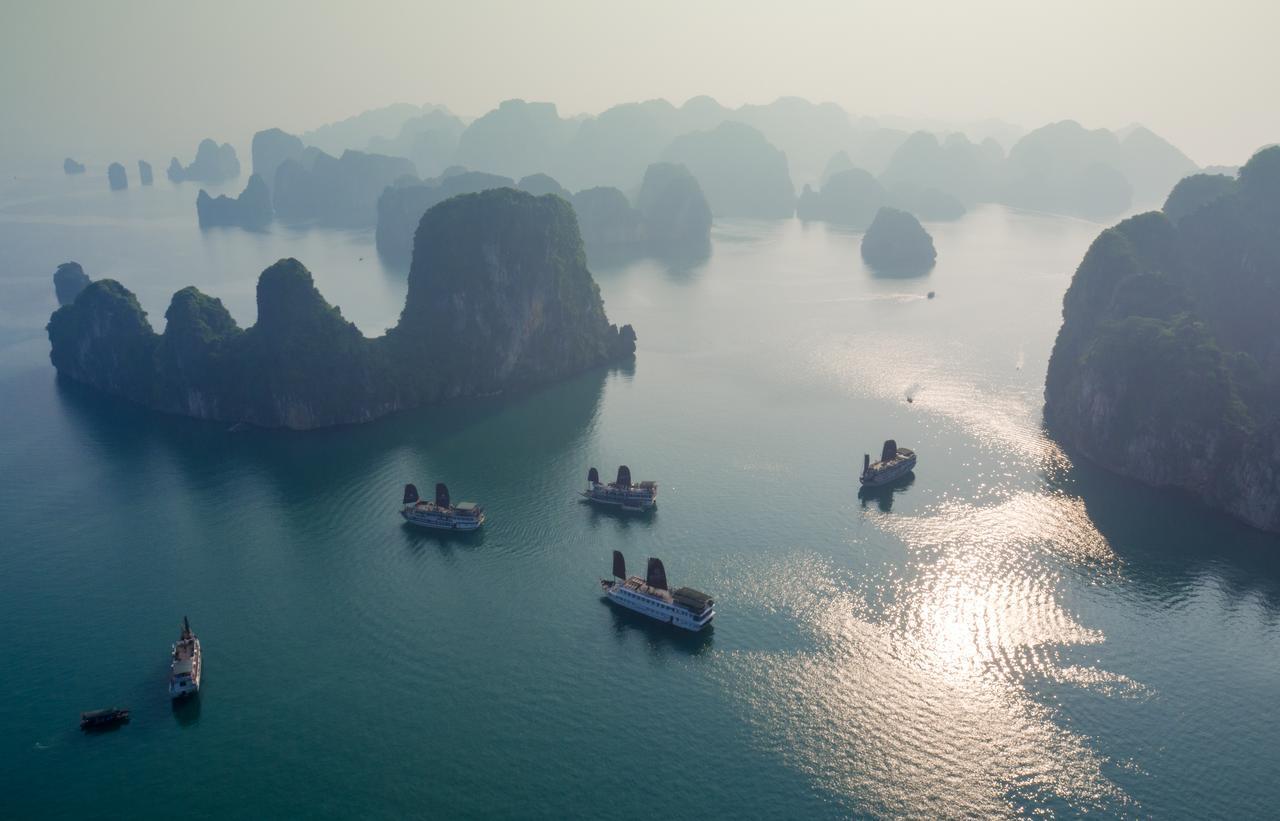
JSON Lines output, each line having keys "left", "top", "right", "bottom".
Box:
{"left": 407, "top": 500, "right": 483, "bottom": 518}
{"left": 672, "top": 586, "right": 715, "bottom": 613}
{"left": 598, "top": 480, "right": 657, "bottom": 495}
{"left": 619, "top": 577, "right": 713, "bottom": 613}
{"left": 867, "top": 448, "right": 916, "bottom": 471}
{"left": 172, "top": 638, "right": 197, "bottom": 661}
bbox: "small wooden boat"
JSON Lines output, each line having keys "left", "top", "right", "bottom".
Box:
{"left": 80, "top": 707, "right": 130, "bottom": 730}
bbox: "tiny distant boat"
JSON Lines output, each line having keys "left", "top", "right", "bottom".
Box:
{"left": 169, "top": 616, "right": 201, "bottom": 699}
{"left": 580, "top": 466, "right": 657, "bottom": 511}
{"left": 600, "top": 551, "right": 714, "bottom": 631}
{"left": 80, "top": 707, "right": 130, "bottom": 730}
{"left": 860, "top": 439, "right": 917, "bottom": 486}
{"left": 401, "top": 483, "right": 485, "bottom": 530}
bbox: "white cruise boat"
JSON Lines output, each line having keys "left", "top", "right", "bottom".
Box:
{"left": 401, "top": 483, "right": 485, "bottom": 530}
{"left": 860, "top": 439, "right": 917, "bottom": 486}
{"left": 600, "top": 551, "right": 714, "bottom": 631}
{"left": 580, "top": 466, "right": 657, "bottom": 511}
{"left": 169, "top": 616, "right": 201, "bottom": 699}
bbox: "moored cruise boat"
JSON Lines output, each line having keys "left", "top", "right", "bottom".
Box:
{"left": 860, "top": 439, "right": 917, "bottom": 486}
{"left": 580, "top": 466, "right": 657, "bottom": 511}
{"left": 169, "top": 616, "right": 201, "bottom": 699}
{"left": 401, "top": 483, "right": 485, "bottom": 530}
{"left": 600, "top": 551, "right": 714, "bottom": 631}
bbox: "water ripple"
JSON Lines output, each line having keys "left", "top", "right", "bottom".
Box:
{"left": 709, "top": 487, "right": 1139, "bottom": 815}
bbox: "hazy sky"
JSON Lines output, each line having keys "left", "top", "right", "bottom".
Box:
{"left": 3, "top": 0, "right": 1276, "bottom": 170}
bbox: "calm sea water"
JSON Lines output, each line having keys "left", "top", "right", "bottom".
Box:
{"left": 3, "top": 174, "right": 1280, "bottom": 819}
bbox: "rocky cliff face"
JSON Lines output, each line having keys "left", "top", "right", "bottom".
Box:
{"left": 48, "top": 279, "right": 158, "bottom": 397}
{"left": 1001, "top": 121, "right": 1135, "bottom": 219}
{"left": 797, "top": 168, "right": 885, "bottom": 228}
{"left": 634, "top": 162, "right": 712, "bottom": 254}
{"left": 453, "top": 99, "right": 574, "bottom": 181}
{"left": 196, "top": 174, "right": 272, "bottom": 230}
{"left": 366, "top": 109, "right": 466, "bottom": 179}
{"left": 107, "top": 162, "right": 128, "bottom": 190}
{"left": 661, "top": 121, "right": 795, "bottom": 218}
{"left": 53, "top": 262, "right": 91, "bottom": 306}
{"left": 1162, "top": 173, "right": 1237, "bottom": 224}
{"left": 273, "top": 149, "right": 415, "bottom": 227}
{"left": 801, "top": 160, "right": 967, "bottom": 227}
{"left": 517, "top": 173, "right": 570, "bottom": 199}
{"left": 860, "top": 207, "right": 936, "bottom": 274}
{"left": 168, "top": 139, "right": 240, "bottom": 183}
{"left": 571, "top": 186, "right": 643, "bottom": 251}
{"left": 48, "top": 189, "right": 634, "bottom": 429}
{"left": 375, "top": 171, "right": 513, "bottom": 266}
{"left": 386, "top": 188, "right": 633, "bottom": 399}
{"left": 1045, "top": 146, "right": 1280, "bottom": 532}
{"left": 880, "top": 131, "right": 1001, "bottom": 206}
{"left": 251, "top": 128, "right": 308, "bottom": 192}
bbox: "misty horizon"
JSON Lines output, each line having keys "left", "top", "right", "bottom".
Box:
{"left": 5, "top": 2, "right": 1280, "bottom": 817}
{"left": 3, "top": 0, "right": 1278, "bottom": 172}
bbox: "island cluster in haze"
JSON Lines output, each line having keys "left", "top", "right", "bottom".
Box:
{"left": 72, "top": 96, "right": 1205, "bottom": 271}
{"left": 47, "top": 94, "right": 1280, "bottom": 532}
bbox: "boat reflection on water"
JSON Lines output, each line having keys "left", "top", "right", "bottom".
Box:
{"left": 858, "top": 472, "right": 916, "bottom": 512}
{"left": 604, "top": 601, "right": 715, "bottom": 656}
{"left": 171, "top": 692, "right": 201, "bottom": 727}
{"left": 400, "top": 521, "right": 486, "bottom": 553}
{"left": 585, "top": 501, "right": 659, "bottom": 531}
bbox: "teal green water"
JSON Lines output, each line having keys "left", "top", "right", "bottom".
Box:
{"left": 3, "top": 175, "right": 1280, "bottom": 819}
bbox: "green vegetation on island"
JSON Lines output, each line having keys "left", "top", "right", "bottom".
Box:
{"left": 1045, "top": 146, "right": 1280, "bottom": 532}
{"left": 1161, "top": 173, "right": 1238, "bottom": 224}
{"left": 48, "top": 188, "right": 635, "bottom": 429}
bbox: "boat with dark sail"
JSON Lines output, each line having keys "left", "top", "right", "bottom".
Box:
{"left": 169, "top": 616, "right": 201, "bottom": 699}
{"left": 80, "top": 707, "right": 130, "bottom": 730}
{"left": 401, "top": 483, "right": 485, "bottom": 531}
{"left": 860, "top": 439, "right": 917, "bottom": 486}
{"left": 580, "top": 466, "right": 657, "bottom": 511}
{"left": 599, "top": 551, "right": 714, "bottom": 631}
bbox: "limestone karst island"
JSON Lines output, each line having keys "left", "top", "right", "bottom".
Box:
{"left": 4, "top": 2, "right": 1280, "bottom": 819}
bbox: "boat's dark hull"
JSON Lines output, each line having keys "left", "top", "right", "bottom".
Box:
{"left": 80, "top": 710, "right": 130, "bottom": 730}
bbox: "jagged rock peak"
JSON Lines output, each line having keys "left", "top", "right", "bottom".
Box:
{"left": 53, "top": 262, "right": 91, "bottom": 306}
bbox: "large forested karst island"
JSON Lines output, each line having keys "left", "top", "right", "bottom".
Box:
{"left": 1045, "top": 146, "right": 1280, "bottom": 532}
{"left": 47, "top": 188, "right": 635, "bottom": 429}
